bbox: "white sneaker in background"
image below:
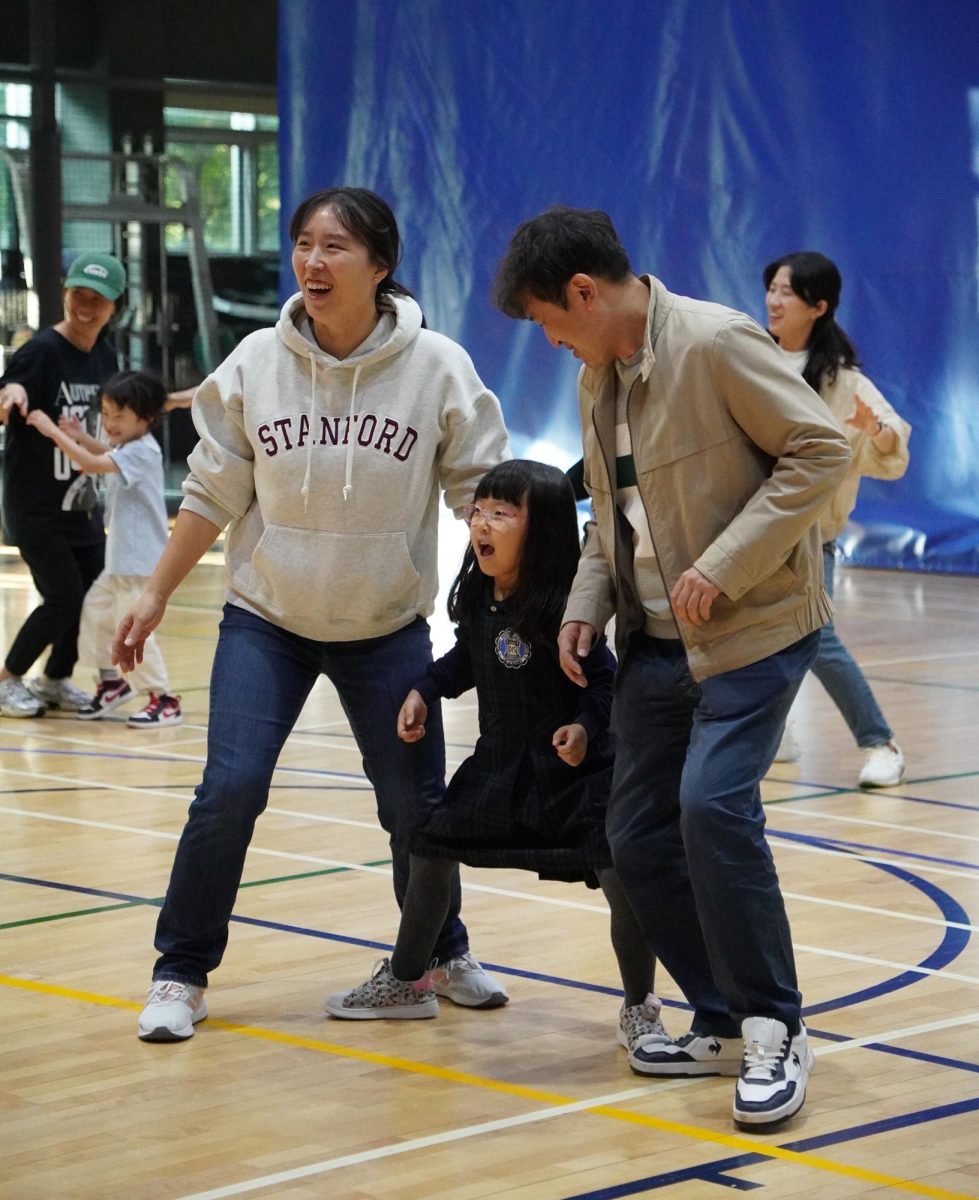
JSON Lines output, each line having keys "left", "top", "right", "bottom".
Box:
{"left": 858, "top": 740, "right": 905, "bottom": 788}
{"left": 27, "top": 675, "right": 92, "bottom": 712}
{"left": 773, "top": 719, "right": 801, "bottom": 763}
{"left": 0, "top": 676, "right": 45, "bottom": 718}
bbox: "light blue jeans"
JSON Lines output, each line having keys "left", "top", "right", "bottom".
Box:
{"left": 811, "top": 542, "right": 892, "bottom": 748}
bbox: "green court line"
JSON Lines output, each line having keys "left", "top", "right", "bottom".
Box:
{"left": 0, "top": 860, "right": 394, "bottom": 931}
{"left": 0, "top": 900, "right": 145, "bottom": 929}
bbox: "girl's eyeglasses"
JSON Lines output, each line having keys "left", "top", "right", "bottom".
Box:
{"left": 462, "top": 503, "right": 526, "bottom": 528}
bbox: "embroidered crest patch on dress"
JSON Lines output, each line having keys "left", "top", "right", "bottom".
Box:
{"left": 494, "top": 628, "right": 532, "bottom": 669}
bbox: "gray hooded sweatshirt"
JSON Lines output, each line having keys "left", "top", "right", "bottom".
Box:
{"left": 181, "top": 291, "right": 510, "bottom": 642}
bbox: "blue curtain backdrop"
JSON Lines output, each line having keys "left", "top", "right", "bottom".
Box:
{"left": 278, "top": 0, "right": 979, "bottom": 574}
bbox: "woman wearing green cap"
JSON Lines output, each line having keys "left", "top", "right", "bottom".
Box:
{"left": 0, "top": 250, "right": 126, "bottom": 717}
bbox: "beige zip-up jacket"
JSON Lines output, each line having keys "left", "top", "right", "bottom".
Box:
{"left": 562, "top": 276, "right": 852, "bottom": 681}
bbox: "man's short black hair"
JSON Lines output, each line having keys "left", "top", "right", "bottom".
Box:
{"left": 493, "top": 205, "right": 632, "bottom": 318}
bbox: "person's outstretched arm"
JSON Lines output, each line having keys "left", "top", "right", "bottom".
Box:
{"left": 112, "top": 509, "right": 220, "bottom": 671}
{"left": 26, "top": 410, "right": 117, "bottom": 474}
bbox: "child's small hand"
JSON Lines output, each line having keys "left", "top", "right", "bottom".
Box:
{"left": 25, "top": 409, "right": 57, "bottom": 438}
{"left": 397, "top": 689, "right": 428, "bottom": 743}
{"left": 553, "top": 723, "right": 587, "bottom": 767}
{"left": 58, "top": 412, "right": 84, "bottom": 439}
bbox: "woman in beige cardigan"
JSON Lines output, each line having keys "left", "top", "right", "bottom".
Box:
{"left": 765, "top": 251, "right": 911, "bottom": 787}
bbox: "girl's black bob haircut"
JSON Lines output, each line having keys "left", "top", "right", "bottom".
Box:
{"left": 448, "top": 459, "right": 581, "bottom": 643}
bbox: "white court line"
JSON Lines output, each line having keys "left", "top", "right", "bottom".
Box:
{"left": 172, "top": 1081, "right": 687, "bottom": 1200}
{"left": 793, "top": 943, "right": 979, "bottom": 986}
{"left": 813, "top": 1010, "right": 979, "bottom": 1055}
{"left": 858, "top": 647, "right": 979, "bottom": 668}
{"left": 782, "top": 836, "right": 979, "bottom": 883}
{"left": 779, "top": 803, "right": 979, "bottom": 847}
{"left": 172, "top": 1010, "right": 979, "bottom": 1200}
{"left": 781, "top": 890, "right": 977, "bottom": 934}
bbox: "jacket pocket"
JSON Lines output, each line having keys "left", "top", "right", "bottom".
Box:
{"left": 244, "top": 525, "right": 421, "bottom": 630}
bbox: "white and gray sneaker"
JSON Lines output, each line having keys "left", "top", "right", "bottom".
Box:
{"left": 137, "top": 979, "right": 208, "bottom": 1042}
{"left": 733, "top": 1017, "right": 814, "bottom": 1129}
{"left": 0, "top": 676, "right": 45, "bottom": 718}
{"left": 28, "top": 675, "right": 92, "bottom": 712}
{"left": 617, "top": 993, "right": 670, "bottom": 1052}
{"left": 430, "top": 952, "right": 509, "bottom": 1009}
{"left": 630, "top": 1030, "right": 742, "bottom": 1076}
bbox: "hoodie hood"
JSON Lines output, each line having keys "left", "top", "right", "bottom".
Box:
{"left": 277, "top": 290, "right": 424, "bottom": 506}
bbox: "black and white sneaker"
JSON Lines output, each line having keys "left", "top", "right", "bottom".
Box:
{"left": 77, "top": 678, "right": 133, "bottom": 720}
{"left": 630, "top": 1031, "right": 742, "bottom": 1076}
{"left": 733, "top": 1017, "right": 814, "bottom": 1129}
{"left": 127, "top": 693, "right": 182, "bottom": 728}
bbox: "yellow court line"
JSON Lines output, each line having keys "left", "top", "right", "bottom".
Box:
{"left": 1, "top": 973, "right": 973, "bottom": 1200}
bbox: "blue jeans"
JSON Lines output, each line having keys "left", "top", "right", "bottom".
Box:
{"left": 153, "top": 604, "right": 468, "bottom": 987}
{"left": 810, "top": 542, "right": 892, "bottom": 748}
{"left": 607, "top": 630, "right": 820, "bottom": 1037}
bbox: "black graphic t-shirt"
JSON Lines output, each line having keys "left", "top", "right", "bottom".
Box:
{"left": 1, "top": 327, "right": 118, "bottom": 545}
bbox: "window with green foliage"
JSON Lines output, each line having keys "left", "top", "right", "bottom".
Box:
{"left": 163, "top": 107, "right": 278, "bottom": 256}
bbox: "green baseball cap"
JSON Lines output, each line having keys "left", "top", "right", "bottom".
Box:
{"left": 64, "top": 251, "right": 127, "bottom": 301}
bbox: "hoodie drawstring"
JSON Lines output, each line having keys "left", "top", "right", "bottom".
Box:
{"left": 301, "top": 355, "right": 316, "bottom": 513}
{"left": 301, "top": 356, "right": 363, "bottom": 510}
{"left": 342, "top": 362, "right": 362, "bottom": 502}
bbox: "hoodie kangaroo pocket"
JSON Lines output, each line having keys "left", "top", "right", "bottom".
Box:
{"left": 245, "top": 525, "right": 422, "bottom": 632}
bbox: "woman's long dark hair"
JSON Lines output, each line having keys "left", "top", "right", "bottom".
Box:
{"left": 762, "top": 251, "right": 860, "bottom": 391}
{"left": 448, "top": 459, "right": 581, "bottom": 644}
{"left": 288, "top": 186, "right": 415, "bottom": 307}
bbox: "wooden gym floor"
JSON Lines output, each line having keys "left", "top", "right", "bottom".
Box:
{"left": 1, "top": 537, "right": 978, "bottom": 1200}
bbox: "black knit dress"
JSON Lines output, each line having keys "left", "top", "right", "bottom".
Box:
{"left": 411, "top": 578, "right": 615, "bottom": 884}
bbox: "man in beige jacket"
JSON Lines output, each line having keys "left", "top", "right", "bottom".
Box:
{"left": 494, "top": 206, "right": 851, "bottom": 1131}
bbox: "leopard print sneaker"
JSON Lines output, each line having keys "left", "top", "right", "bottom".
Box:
{"left": 617, "top": 992, "right": 670, "bottom": 1052}
{"left": 325, "top": 958, "right": 438, "bottom": 1020}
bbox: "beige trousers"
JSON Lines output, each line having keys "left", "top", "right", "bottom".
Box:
{"left": 77, "top": 571, "right": 169, "bottom": 696}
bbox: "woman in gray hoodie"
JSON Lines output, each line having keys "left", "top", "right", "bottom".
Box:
{"left": 114, "top": 187, "right": 511, "bottom": 1042}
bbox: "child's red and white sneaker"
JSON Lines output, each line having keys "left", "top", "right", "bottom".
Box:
{"left": 77, "top": 677, "right": 133, "bottom": 720}
{"left": 127, "top": 693, "right": 182, "bottom": 728}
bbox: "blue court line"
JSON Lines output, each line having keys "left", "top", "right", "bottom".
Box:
{"left": 770, "top": 834, "right": 973, "bottom": 1018}
{"left": 557, "top": 1095, "right": 979, "bottom": 1198}
{"left": 770, "top": 826, "right": 979, "bottom": 874}
{"left": 770, "top": 784, "right": 979, "bottom": 814}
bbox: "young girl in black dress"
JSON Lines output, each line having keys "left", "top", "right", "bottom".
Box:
{"left": 327, "top": 459, "right": 667, "bottom": 1054}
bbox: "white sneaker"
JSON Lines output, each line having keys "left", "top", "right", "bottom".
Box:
{"left": 28, "top": 675, "right": 92, "bottom": 712}
{"left": 773, "top": 719, "right": 801, "bottom": 763}
{"left": 0, "top": 676, "right": 45, "bottom": 718}
{"left": 617, "top": 993, "right": 670, "bottom": 1052}
{"left": 430, "top": 952, "right": 509, "bottom": 1009}
{"left": 630, "top": 1031, "right": 743, "bottom": 1076}
{"left": 137, "top": 979, "right": 207, "bottom": 1041}
{"left": 733, "top": 1017, "right": 813, "bottom": 1128}
{"left": 858, "top": 741, "right": 905, "bottom": 788}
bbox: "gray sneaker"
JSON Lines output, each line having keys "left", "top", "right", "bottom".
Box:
{"left": 28, "top": 676, "right": 92, "bottom": 712}
{"left": 0, "top": 676, "right": 45, "bottom": 718}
